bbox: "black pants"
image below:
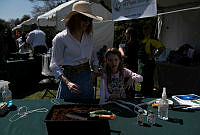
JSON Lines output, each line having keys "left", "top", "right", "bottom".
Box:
{"left": 34, "top": 46, "right": 47, "bottom": 56}
{"left": 138, "top": 59, "right": 155, "bottom": 97}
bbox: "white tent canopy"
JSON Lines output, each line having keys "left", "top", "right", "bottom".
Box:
{"left": 12, "top": 24, "right": 22, "bottom": 31}
{"left": 157, "top": 0, "right": 200, "bottom": 50}
{"left": 21, "top": 17, "right": 37, "bottom": 26}
{"left": 37, "top": 0, "right": 76, "bottom": 29}
{"left": 12, "top": 17, "right": 37, "bottom": 31}
{"left": 37, "top": 0, "right": 114, "bottom": 51}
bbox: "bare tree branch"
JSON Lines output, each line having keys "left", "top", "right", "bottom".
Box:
{"left": 30, "top": 0, "right": 66, "bottom": 17}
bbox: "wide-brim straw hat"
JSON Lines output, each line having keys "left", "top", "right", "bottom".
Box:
{"left": 65, "top": 1, "right": 103, "bottom": 21}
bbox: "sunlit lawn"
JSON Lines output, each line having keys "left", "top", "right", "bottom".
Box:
{"left": 23, "top": 77, "right": 140, "bottom": 99}
{"left": 24, "top": 89, "right": 57, "bottom": 99}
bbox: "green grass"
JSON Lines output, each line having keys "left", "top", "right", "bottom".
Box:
{"left": 135, "top": 82, "right": 141, "bottom": 92}
{"left": 24, "top": 88, "right": 100, "bottom": 99}
{"left": 24, "top": 89, "right": 57, "bottom": 99}
{"left": 23, "top": 77, "right": 140, "bottom": 99}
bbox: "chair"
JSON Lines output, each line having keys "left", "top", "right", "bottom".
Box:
{"left": 39, "top": 53, "right": 59, "bottom": 99}
{"left": 39, "top": 77, "right": 58, "bottom": 99}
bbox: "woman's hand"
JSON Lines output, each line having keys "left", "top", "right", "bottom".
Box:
{"left": 60, "top": 74, "right": 80, "bottom": 94}
{"left": 66, "top": 81, "right": 81, "bottom": 94}
{"left": 123, "top": 55, "right": 128, "bottom": 59}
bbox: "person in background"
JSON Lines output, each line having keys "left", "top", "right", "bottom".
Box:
{"left": 17, "top": 32, "right": 32, "bottom": 53}
{"left": 26, "top": 23, "right": 48, "bottom": 56}
{"left": 100, "top": 48, "right": 143, "bottom": 101}
{"left": 97, "top": 45, "right": 107, "bottom": 68}
{"left": 0, "top": 26, "right": 9, "bottom": 70}
{"left": 0, "top": 27, "right": 17, "bottom": 64}
{"left": 137, "top": 24, "right": 165, "bottom": 97}
{"left": 16, "top": 32, "right": 22, "bottom": 49}
{"left": 50, "top": 1, "right": 103, "bottom": 100}
{"left": 119, "top": 27, "right": 139, "bottom": 72}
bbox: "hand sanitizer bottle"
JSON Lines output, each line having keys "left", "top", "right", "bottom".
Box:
{"left": 99, "top": 78, "right": 106, "bottom": 104}
{"left": 2, "top": 81, "right": 12, "bottom": 107}
{"left": 158, "top": 87, "right": 168, "bottom": 120}
{"left": 0, "top": 81, "right": 4, "bottom": 103}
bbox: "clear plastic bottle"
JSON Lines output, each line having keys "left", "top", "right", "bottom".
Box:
{"left": 0, "top": 81, "right": 4, "bottom": 103}
{"left": 2, "top": 81, "right": 12, "bottom": 107}
{"left": 158, "top": 87, "right": 168, "bottom": 120}
{"left": 99, "top": 78, "right": 106, "bottom": 104}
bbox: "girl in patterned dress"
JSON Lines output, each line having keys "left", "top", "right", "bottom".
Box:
{"left": 100, "top": 48, "right": 143, "bottom": 101}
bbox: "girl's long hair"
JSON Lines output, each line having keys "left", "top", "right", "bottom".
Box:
{"left": 103, "top": 48, "right": 124, "bottom": 86}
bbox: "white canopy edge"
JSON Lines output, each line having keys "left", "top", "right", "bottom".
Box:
{"left": 12, "top": 17, "right": 37, "bottom": 31}
{"left": 158, "top": 5, "right": 200, "bottom": 15}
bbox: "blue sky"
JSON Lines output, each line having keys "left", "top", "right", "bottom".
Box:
{"left": 0, "top": 0, "right": 42, "bottom": 21}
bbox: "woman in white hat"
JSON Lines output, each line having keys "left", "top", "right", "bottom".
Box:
{"left": 50, "top": 1, "right": 103, "bottom": 100}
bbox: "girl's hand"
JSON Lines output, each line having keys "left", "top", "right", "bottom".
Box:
{"left": 124, "top": 77, "right": 135, "bottom": 90}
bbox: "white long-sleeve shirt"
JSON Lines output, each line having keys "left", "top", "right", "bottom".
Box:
{"left": 26, "top": 29, "right": 47, "bottom": 48}
{"left": 50, "top": 28, "right": 98, "bottom": 79}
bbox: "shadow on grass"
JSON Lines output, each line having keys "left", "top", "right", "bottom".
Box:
{"left": 13, "top": 80, "right": 58, "bottom": 99}
{"left": 24, "top": 89, "right": 57, "bottom": 99}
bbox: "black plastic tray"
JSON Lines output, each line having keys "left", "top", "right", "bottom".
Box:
{"left": 44, "top": 104, "right": 111, "bottom": 135}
